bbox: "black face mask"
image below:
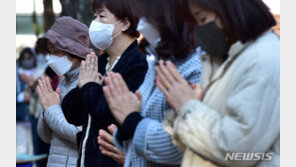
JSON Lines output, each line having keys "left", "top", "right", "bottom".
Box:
{"left": 21, "top": 60, "right": 35, "bottom": 69}
{"left": 194, "top": 21, "right": 229, "bottom": 58}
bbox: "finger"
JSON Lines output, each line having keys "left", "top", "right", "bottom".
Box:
{"left": 158, "top": 60, "right": 175, "bottom": 84}
{"left": 98, "top": 138, "right": 115, "bottom": 153}
{"left": 135, "top": 90, "right": 142, "bottom": 101}
{"left": 37, "top": 85, "right": 43, "bottom": 98}
{"left": 90, "top": 54, "right": 95, "bottom": 72}
{"left": 190, "top": 83, "right": 197, "bottom": 89}
{"left": 99, "top": 146, "right": 106, "bottom": 151}
{"left": 103, "top": 86, "right": 115, "bottom": 106}
{"left": 81, "top": 61, "right": 85, "bottom": 73}
{"left": 46, "top": 77, "right": 53, "bottom": 92}
{"left": 166, "top": 60, "right": 185, "bottom": 83}
{"left": 155, "top": 61, "right": 171, "bottom": 89}
{"left": 94, "top": 55, "right": 98, "bottom": 73}
{"left": 98, "top": 139, "right": 115, "bottom": 153}
{"left": 115, "top": 73, "right": 129, "bottom": 93}
{"left": 155, "top": 76, "right": 169, "bottom": 97}
{"left": 38, "top": 78, "right": 46, "bottom": 93}
{"left": 107, "top": 124, "right": 117, "bottom": 135}
{"left": 195, "top": 84, "right": 204, "bottom": 100}
{"left": 55, "top": 88, "right": 61, "bottom": 96}
{"left": 101, "top": 149, "right": 122, "bottom": 161}
{"left": 104, "top": 76, "right": 110, "bottom": 85}
{"left": 41, "top": 77, "right": 50, "bottom": 93}
{"left": 85, "top": 54, "right": 91, "bottom": 72}
{"left": 98, "top": 73, "right": 104, "bottom": 81}
{"left": 99, "top": 130, "right": 114, "bottom": 144}
{"left": 111, "top": 74, "right": 124, "bottom": 94}
{"left": 107, "top": 75, "right": 118, "bottom": 98}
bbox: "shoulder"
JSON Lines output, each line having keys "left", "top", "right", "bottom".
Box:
{"left": 241, "top": 31, "right": 280, "bottom": 77}
{"left": 124, "top": 48, "right": 148, "bottom": 66}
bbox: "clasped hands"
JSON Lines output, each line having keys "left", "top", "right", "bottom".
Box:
{"left": 78, "top": 52, "right": 104, "bottom": 88}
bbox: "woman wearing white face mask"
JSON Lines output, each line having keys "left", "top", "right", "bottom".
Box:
{"left": 61, "top": 0, "right": 148, "bottom": 166}
{"left": 35, "top": 16, "right": 93, "bottom": 167}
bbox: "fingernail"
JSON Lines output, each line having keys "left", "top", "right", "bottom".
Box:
{"left": 154, "top": 67, "right": 159, "bottom": 71}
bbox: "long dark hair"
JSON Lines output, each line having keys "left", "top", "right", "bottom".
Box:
{"left": 133, "top": 0, "right": 197, "bottom": 60}
{"left": 179, "top": 0, "right": 276, "bottom": 45}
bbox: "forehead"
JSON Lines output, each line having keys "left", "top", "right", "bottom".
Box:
{"left": 23, "top": 53, "right": 33, "bottom": 59}
{"left": 95, "top": 5, "right": 111, "bottom": 15}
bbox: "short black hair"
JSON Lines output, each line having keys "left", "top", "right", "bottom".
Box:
{"left": 185, "top": 0, "right": 276, "bottom": 44}
{"left": 92, "top": 0, "right": 140, "bottom": 38}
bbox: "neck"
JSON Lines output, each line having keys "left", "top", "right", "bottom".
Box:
{"left": 106, "top": 34, "right": 135, "bottom": 64}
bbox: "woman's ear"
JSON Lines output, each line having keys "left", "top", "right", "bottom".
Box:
{"left": 121, "top": 19, "right": 131, "bottom": 31}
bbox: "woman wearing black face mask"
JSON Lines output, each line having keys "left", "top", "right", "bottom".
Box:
{"left": 155, "top": 0, "right": 279, "bottom": 166}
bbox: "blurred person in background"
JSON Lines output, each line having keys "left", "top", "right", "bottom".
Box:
{"left": 153, "top": 0, "right": 280, "bottom": 166}
{"left": 16, "top": 47, "right": 37, "bottom": 122}
{"left": 61, "top": 0, "right": 148, "bottom": 166}
{"left": 35, "top": 16, "right": 92, "bottom": 167}
{"left": 16, "top": 47, "right": 51, "bottom": 167}
{"left": 100, "top": 0, "right": 202, "bottom": 166}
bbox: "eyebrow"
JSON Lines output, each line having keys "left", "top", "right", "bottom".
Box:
{"left": 98, "top": 9, "right": 105, "bottom": 13}
{"left": 194, "top": 11, "right": 201, "bottom": 16}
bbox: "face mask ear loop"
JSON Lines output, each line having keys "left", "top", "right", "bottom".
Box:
{"left": 112, "top": 20, "right": 122, "bottom": 39}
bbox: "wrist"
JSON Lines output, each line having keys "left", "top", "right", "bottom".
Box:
{"left": 118, "top": 112, "right": 143, "bottom": 141}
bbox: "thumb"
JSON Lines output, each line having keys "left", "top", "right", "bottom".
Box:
{"left": 98, "top": 73, "right": 104, "bottom": 80}
{"left": 135, "top": 90, "right": 142, "bottom": 101}
{"left": 108, "top": 124, "right": 117, "bottom": 134}
{"left": 190, "top": 83, "right": 197, "bottom": 89}
{"left": 55, "top": 88, "right": 61, "bottom": 96}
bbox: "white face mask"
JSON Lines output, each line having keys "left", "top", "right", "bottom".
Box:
{"left": 47, "top": 54, "right": 73, "bottom": 76}
{"left": 137, "top": 17, "right": 161, "bottom": 48}
{"left": 89, "top": 20, "right": 121, "bottom": 50}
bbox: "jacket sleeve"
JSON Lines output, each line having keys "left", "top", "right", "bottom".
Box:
{"left": 172, "top": 68, "right": 280, "bottom": 166}
{"left": 43, "top": 104, "right": 82, "bottom": 144}
{"left": 61, "top": 87, "right": 85, "bottom": 126}
{"left": 37, "top": 111, "right": 52, "bottom": 144}
{"left": 80, "top": 62, "right": 148, "bottom": 127}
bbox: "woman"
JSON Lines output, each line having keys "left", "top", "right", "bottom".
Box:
{"left": 16, "top": 48, "right": 37, "bottom": 122}
{"left": 60, "top": 0, "right": 148, "bottom": 166}
{"left": 101, "top": 0, "right": 202, "bottom": 166}
{"left": 155, "top": 0, "right": 280, "bottom": 166}
{"left": 35, "top": 16, "right": 92, "bottom": 167}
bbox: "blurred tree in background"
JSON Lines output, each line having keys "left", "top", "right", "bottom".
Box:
{"left": 59, "top": 0, "right": 94, "bottom": 25}
{"left": 43, "top": 0, "right": 56, "bottom": 32}
{"left": 58, "top": 0, "right": 98, "bottom": 52}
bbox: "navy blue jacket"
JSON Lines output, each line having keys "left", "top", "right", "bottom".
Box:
{"left": 61, "top": 40, "right": 148, "bottom": 167}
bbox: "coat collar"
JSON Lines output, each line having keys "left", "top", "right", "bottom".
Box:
{"left": 98, "top": 40, "right": 138, "bottom": 75}
{"left": 64, "top": 66, "right": 80, "bottom": 83}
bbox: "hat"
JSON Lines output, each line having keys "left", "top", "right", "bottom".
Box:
{"left": 36, "top": 16, "right": 92, "bottom": 59}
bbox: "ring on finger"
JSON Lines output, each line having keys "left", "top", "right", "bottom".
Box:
{"left": 165, "top": 83, "right": 171, "bottom": 89}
